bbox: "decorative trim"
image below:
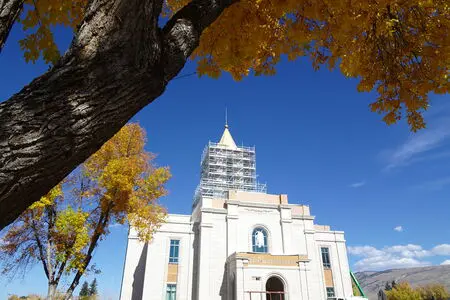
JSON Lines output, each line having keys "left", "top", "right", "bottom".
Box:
{"left": 315, "top": 230, "right": 345, "bottom": 234}
{"left": 226, "top": 200, "right": 240, "bottom": 205}
{"left": 156, "top": 230, "right": 194, "bottom": 234}
{"left": 201, "top": 208, "right": 227, "bottom": 214}
{"left": 234, "top": 252, "right": 309, "bottom": 267}
{"left": 164, "top": 220, "right": 193, "bottom": 225}
{"left": 225, "top": 200, "right": 283, "bottom": 210}
{"left": 167, "top": 213, "right": 192, "bottom": 218}
{"left": 292, "top": 215, "right": 315, "bottom": 220}
{"left": 280, "top": 220, "right": 293, "bottom": 224}
{"left": 279, "top": 204, "right": 292, "bottom": 209}
{"left": 200, "top": 223, "right": 213, "bottom": 228}
{"left": 244, "top": 265, "right": 300, "bottom": 270}
{"left": 314, "top": 238, "right": 347, "bottom": 243}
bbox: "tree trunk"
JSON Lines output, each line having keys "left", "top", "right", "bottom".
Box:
{"left": 0, "top": 0, "right": 23, "bottom": 52}
{"left": 0, "top": 0, "right": 236, "bottom": 230}
{"left": 47, "top": 281, "right": 57, "bottom": 300}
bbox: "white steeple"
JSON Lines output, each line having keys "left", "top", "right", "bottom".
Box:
{"left": 218, "top": 109, "right": 237, "bottom": 149}
{"left": 218, "top": 124, "right": 237, "bottom": 149}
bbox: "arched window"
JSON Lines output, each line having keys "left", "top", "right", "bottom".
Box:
{"left": 252, "top": 227, "right": 268, "bottom": 253}
{"left": 266, "top": 276, "right": 285, "bottom": 300}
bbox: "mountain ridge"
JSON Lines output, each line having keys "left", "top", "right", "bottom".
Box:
{"left": 355, "top": 265, "right": 450, "bottom": 300}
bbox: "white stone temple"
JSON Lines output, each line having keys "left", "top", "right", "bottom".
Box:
{"left": 120, "top": 124, "right": 354, "bottom": 300}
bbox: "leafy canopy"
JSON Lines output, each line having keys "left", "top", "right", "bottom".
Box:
{"left": 16, "top": 0, "right": 450, "bottom": 131}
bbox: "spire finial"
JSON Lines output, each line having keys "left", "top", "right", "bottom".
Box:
{"left": 225, "top": 107, "right": 228, "bottom": 128}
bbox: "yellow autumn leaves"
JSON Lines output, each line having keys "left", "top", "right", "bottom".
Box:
{"left": 16, "top": 0, "right": 450, "bottom": 131}
{"left": 386, "top": 282, "right": 449, "bottom": 300}
{"left": 19, "top": 0, "right": 85, "bottom": 63}
{"left": 83, "top": 123, "right": 171, "bottom": 241}
{"left": 54, "top": 207, "right": 90, "bottom": 272}
{"left": 170, "top": 0, "right": 450, "bottom": 131}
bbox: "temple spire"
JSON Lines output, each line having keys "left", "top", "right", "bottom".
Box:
{"left": 225, "top": 107, "right": 228, "bottom": 128}
{"left": 218, "top": 110, "right": 237, "bottom": 149}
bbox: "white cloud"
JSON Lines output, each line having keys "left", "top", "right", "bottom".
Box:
{"left": 440, "top": 259, "right": 450, "bottom": 265}
{"left": 382, "top": 117, "right": 450, "bottom": 170}
{"left": 432, "top": 244, "right": 450, "bottom": 255}
{"left": 349, "top": 181, "right": 366, "bottom": 188}
{"left": 348, "top": 243, "right": 450, "bottom": 271}
{"left": 348, "top": 246, "right": 385, "bottom": 257}
{"left": 394, "top": 226, "right": 403, "bottom": 232}
{"left": 384, "top": 244, "right": 431, "bottom": 258}
{"left": 354, "top": 256, "right": 430, "bottom": 271}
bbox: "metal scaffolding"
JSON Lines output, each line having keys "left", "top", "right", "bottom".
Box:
{"left": 193, "top": 141, "right": 266, "bottom": 207}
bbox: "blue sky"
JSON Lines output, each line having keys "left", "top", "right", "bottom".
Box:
{"left": 1, "top": 22, "right": 450, "bottom": 299}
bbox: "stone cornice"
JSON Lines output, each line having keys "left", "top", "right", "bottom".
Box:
{"left": 201, "top": 208, "right": 227, "bottom": 214}
{"left": 292, "top": 215, "right": 315, "bottom": 220}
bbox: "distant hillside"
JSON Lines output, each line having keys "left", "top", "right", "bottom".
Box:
{"left": 355, "top": 265, "right": 450, "bottom": 300}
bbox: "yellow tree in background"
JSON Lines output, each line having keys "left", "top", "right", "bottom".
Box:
{"left": 386, "top": 282, "right": 423, "bottom": 300}
{"left": 386, "top": 282, "right": 450, "bottom": 300}
{"left": 418, "top": 284, "right": 450, "bottom": 300}
{"left": 0, "top": 123, "right": 171, "bottom": 300}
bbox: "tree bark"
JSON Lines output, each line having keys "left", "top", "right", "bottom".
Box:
{"left": 47, "top": 282, "right": 57, "bottom": 300}
{"left": 0, "top": 0, "right": 236, "bottom": 229}
{"left": 31, "top": 219, "right": 50, "bottom": 279}
{"left": 0, "top": 0, "right": 23, "bottom": 52}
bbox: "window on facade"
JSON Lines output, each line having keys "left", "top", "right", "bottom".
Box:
{"left": 252, "top": 227, "right": 268, "bottom": 253}
{"left": 169, "top": 240, "right": 180, "bottom": 263}
{"left": 321, "top": 247, "right": 331, "bottom": 269}
{"left": 326, "top": 287, "right": 335, "bottom": 298}
{"left": 166, "top": 284, "right": 176, "bottom": 300}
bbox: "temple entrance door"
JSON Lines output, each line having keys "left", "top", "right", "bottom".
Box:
{"left": 265, "top": 276, "right": 285, "bottom": 300}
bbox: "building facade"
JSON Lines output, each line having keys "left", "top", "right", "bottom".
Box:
{"left": 120, "top": 125, "right": 354, "bottom": 300}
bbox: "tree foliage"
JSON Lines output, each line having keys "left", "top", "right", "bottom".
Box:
{"left": 418, "top": 284, "right": 450, "bottom": 300}
{"left": 7, "top": 295, "right": 43, "bottom": 300}
{"left": 15, "top": 0, "right": 450, "bottom": 131}
{"left": 79, "top": 281, "right": 89, "bottom": 298}
{"left": 386, "top": 282, "right": 450, "bottom": 300}
{"left": 386, "top": 282, "right": 422, "bottom": 300}
{"left": 89, "top": 278, "right": 98, "bottom": 297}
{"left": 18, "top": 0, "right": 85, "bottom": 63}
{"left": 0, "top": 123, "right": 170, "bottom": 299}
{"left": 352, "top": 280, "right": 362, "bottom": 296}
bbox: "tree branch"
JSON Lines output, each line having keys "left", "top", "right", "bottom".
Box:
{"left": 55, "top": 257, "right": 67, "bottom": 283}
{"left": 161, "top": 0, "right": 237, "bottom": 81}
{"left": 0, "top": 0, "right": 165, "bottom": 229}
{"left": 30, "top": 218, "right": 50, "bottom": 280}
{"left": 64, "top": 201, "right": 113, "bottom": 299}
{"left": 0, "top": 0, "right": 237, "bottom": 230}
{"left": 0, "top": 0, "right": 23, "bottom": 52}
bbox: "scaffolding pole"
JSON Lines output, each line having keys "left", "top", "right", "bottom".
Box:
{"left": 193, "top": 142, "right": 266, "bottom": 207}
